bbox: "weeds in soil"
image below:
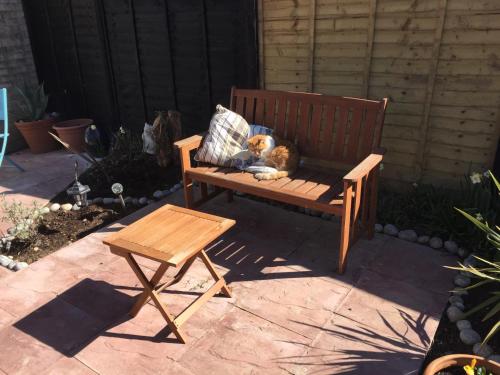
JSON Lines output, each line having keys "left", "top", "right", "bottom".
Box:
{"left": 0, "top": 195, "right": 43, "bottom": 241}
{"left": 378, "top": 172, "right": 499, "bottom": 252}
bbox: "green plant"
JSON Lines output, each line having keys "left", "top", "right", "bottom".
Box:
{"left": 15, "top": 82, "right": 49, "bottom": 122}
{"left": 0, "top": 195, "right": 43, "bottom": 241}
{"left": 378, "top": 172, "right": 499, "bottom": 250}
{"left": 448, "top": 171, "right": 500, "bottom": 346}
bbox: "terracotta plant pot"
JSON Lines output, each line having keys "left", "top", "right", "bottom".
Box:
{"left": 15, "top": 118, "right": 59, "bottom": 154}
{"left": 423, "top": 354, "right": 500, "bottom": 375}
{"left": 53, "top": 118, "right": 94, "bottom": 153}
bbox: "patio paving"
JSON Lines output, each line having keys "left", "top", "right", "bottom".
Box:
{"left": 0, "top": 149, "right": 90, "bottom": 234}
{"left": 0, "top": 189, "right": 457, "bottom": 374}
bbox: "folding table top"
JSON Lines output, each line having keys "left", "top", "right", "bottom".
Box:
{"left": 103, "top": 204, "right": 235, "bottom": 267}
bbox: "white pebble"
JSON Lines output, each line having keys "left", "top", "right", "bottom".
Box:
{"left": 173, "top": 183, "right": 181, "bottom": 191}
{"left": 72, "top": 204, "right": 80, "bottom": 211}
{"left": 138, "top": 197, "right": 148, "bottom": 205}
{"left": 454, "top": 274, "right": 471, "bottom": 287}
{"left": 383, "top": 224, "right": 398, "bottom": 236}
{"left": 473, "top": 343, "right": 493, "bottom": 358}
{"left": 14, "top": 262, "right": 28, "bottom": 271}
{"left": 446, "top": 306, "right": 464, "bottom": 322}
{"left": 153, "top": 190, "right": 164, "bottom": 199}
{"left": 103, "top": 198, "right": 114, "bottom": 205}
{"left": 444, "top": 240, "right": 458, "bottom": 254}
{"left": 374, "top": 223, "right": 383, "bottom": 233}
{"left": 429, "top": 237, "right": 443, "bottom": 249}
{"left": 398, "top": 229, "right": 418, "bottom": 242}
{"left": 7, "top": 261, "right": 16, "bottom": 270}
{"left": 452, "top": 302, "right": 465, "bottom": 310}
{"left": 460, "top": 328, "right": 481, "bottom": 345}
{"left": 449, "top": 295, "right": 464, "bottom": 305}
{"left": 456, "top": 320, "right": 471, "bottom": 331}
{"left": 0, "top": 255, "right": 11, "bottom": 267}
{"left": 61, "top": 203, "right": 73, "bottom": 211}
{"left": 132, "top": 198, "right": 139, "bottom": 205}
{"left": 50, "top": 203, "right": 61, "bottom": 212}
{"left": 40, "top": 207, "right": 50, "bottom": 214}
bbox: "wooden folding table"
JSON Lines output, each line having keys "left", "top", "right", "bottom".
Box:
{"left": 103, "top": 204, "right": 235, "bottom": 343}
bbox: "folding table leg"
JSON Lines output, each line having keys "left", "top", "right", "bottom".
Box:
{"left": 198, "top": 250, "right": 231, "bottom": 298}
{"left": 129, "top": 262, "right": 169, "bottom": 317}
{"left": 124, "top": 254, "right": 187, "bottom": 343}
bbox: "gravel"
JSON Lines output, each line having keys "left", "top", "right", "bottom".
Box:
{"left": 398, "top": 229, "right": 418, "bottom": 242}
{"left": 446, "top": 306, "right": 464, "bottom": 322}
{"left": 459, "top": 328, "right": 481, "bottom": 345}
{"left": 429, "top": 237, "right": 443, "bottom": 249}
{"left": 383, "top": 224, "right": 398, "bottom": 236}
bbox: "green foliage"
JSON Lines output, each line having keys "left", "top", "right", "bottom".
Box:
{"left": 0, "top": 196, "right": 43, "bottom": 241}
{"left": 378, "top": 173, "right": 499, "bottom": 251}
{"left": 15, "top": 82, "right": 49, "bottom": 122}
{"left": 448, "top": 171, "right": 500, "bottom": 346}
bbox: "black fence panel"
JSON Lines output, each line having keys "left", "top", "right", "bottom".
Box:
{"left": 23, "top": 0, "right": 258, "bottom": 137}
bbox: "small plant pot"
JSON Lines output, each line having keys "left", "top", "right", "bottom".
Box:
{"left": 423, "top": 354, "right": 500, "bottom": 375}
{"left": 53, "top": 118, "right": 93, "bottom": 153}
{"left": 15, "top": 118, "right": 59, "bottom": 154}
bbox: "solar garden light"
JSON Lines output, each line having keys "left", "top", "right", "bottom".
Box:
{"left": 66, "top": 161, "right": 90, "bottom": 207}
{"left": 112, "top": 183, "right": 126, "bottom": 209}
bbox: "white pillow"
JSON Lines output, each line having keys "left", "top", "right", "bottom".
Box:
{"left": 195, "top": 105, "right": 250, "bottom": 167}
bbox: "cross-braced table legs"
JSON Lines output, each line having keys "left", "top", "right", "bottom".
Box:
{"left": 122, "top": 249, "right": 231, "bottom": 344}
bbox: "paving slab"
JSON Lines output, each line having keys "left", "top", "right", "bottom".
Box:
{"left": 0, "top": 191, "right": 457, "bottom": 375}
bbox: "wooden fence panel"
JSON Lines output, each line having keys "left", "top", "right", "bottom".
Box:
{"left": 259, "top": 0, "right": 500, "bottom": 185}
{"left": 24, "top": 0, "right": 258, "bottom": 136}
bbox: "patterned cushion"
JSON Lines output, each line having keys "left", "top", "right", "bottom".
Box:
{"left": 195, "top": 105, "right": 250, "bottom": 167}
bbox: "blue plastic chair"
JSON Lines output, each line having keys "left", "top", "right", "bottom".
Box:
{"left": 0, "top": 88, "right": 25, "bottom": 171}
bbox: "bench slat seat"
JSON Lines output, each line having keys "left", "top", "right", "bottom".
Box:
{"left": 186, "top": 167, "right": 345, "bottom": 215}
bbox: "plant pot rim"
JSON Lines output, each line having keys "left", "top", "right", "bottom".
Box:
{"left": 53, "top": 118, "right": 93, "bottom": 130}
{"left": 423, "top": 354, "right": 500, "bottom": 375}
{"left": 15, "top": 118, "right": 55, "bottom": 127}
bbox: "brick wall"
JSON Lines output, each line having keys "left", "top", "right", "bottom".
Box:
{"left": 0, "top": 0, "right": 38, "bottom": 152}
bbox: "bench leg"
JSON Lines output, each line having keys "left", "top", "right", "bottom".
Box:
{"left": 339, "top": 182, "right": 353, "bottom": 274}
{"left": 226, "top": 190, "right": 233, "bottom": 203}
{"left": 367, "top": 168, "right": 379, "bottom": 240}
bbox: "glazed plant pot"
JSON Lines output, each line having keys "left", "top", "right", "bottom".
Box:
{"left": 423, "top": 354, "right": 500, "bottom": 375}
{"left": 53, "top": 118, "right": 94, "bottom": 153}
{"left": 15, "top": 118, "right": 59, "bottom": 154}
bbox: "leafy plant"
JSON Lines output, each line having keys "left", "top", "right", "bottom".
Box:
{"left": 15, "top": 82, "right": 49, "bottom": 122}
{"left": 0, "top": 195, "right": 43, "bottom": 242}
{"left": 378, "top": 172, "right": 499, "bottom": 251}
{"left": 448, "top": 171, "right": 500, "bottom": 346}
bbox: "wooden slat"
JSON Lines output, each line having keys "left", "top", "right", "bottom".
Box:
{"left": 298, "top": 101, "right": 311, "bottom": 151}
{"left": 360, "top": 109, "right": 377, "bottom": 157}
{"left": 264, "top": 96, "right": 277, "bottom": 127}
{"left": 235, "top": 95, "right": 244, "bottom": 116}
{"left": 308, "top": 103, "right": 323, "bottom": 156}
{"left": 333, "top": 106, "right": 349, "bottom": 159}
{"left": 255, "top": 97, "right": 265, "bottom": 124}
{"left": 320, "top": 105, "right": 336, "bottom": 158}
{"left": 346, "top": 108, "right": 363, "bottom": 162}
{"left": 275, "top": 96, "right": 287, "bottom": 135}
{"left": 286, "top": 99, "right": 299, "bottom": 141}
{"left": 244, "top": 96, "right": 256, "bottom": 122}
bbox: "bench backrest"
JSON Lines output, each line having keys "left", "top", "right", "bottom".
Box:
{"left": 229, "top": 87, "right": 387, "bottom": 165}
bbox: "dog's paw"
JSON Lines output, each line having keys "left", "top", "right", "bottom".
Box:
{"left": 255, "top": 173, "right": 264, "bottom": 180}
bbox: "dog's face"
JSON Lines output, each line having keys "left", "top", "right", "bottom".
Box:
{"left": 247, "top": 135, "right": 270, "bottom": 158}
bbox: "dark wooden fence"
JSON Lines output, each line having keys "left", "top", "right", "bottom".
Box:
{"left": 23, "top": 0, "right": 258, "bottom": 136}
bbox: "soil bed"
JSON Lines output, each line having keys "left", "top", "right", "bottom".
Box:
{"left": 422, "top": 281, "right": 499, "bottom": 374}
{"left": 2, "top": 153, "right": 181, "bottom": 264}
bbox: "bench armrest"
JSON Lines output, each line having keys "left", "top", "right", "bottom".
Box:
{"left": 174, "top": 134, "right": 203, "bottom": 151}
{"left": 343, "top": 153, "right": 383, "bottom": 182}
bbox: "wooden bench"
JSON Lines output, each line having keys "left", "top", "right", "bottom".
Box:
{"left": 175, "top": 88, "right": 388, "bottom": 274}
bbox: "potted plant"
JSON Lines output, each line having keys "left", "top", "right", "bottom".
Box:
{"left": 424, "top": 171, "right": 500, "bottom": 375}
{"left": 52, "top": 118, "right": 94, "bottom": 153}
{"left": 424, "top": 355, "right": 499, "bottom": 374}
{"left": 14, "top": 82, "right": 59, "bottom": 154}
